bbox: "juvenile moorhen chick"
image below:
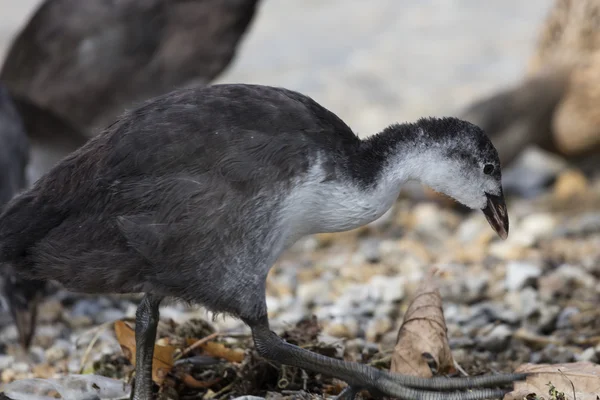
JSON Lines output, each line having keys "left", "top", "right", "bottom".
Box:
{"left": 0, "top": 84, "right": 523, "bottom": 400}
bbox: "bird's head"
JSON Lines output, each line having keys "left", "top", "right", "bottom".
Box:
{"left": 406, "top": 117, "right": 509, "bottom": 239}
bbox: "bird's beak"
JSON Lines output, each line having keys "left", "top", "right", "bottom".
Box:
{"left": 482, "top": 192, "right": 509, "bottom": 240}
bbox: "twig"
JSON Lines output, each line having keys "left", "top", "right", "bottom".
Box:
{"left": 453, "top": 359, "right": 469, "bottom": 377}
{"left": 558, "top": 368, "right": 577, "bottom": 400}
{"left": 78, "top": 321, "right": 114, "bottom": 373}
{"left": 175, "top": 331, "right": 220, "bottom": 361}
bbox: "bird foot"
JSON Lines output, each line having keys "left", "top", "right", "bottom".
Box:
{"left": 337, "top": 372, "right": 523, "bottom": 400}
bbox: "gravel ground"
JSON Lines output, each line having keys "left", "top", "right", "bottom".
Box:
{"left": 3, "top": 1, "right": 599, "bottom": 400}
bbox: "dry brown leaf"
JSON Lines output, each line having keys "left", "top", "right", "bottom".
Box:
{"left": 114, "top": 320, "right": 176, "bottom": 385}
{"left": 184, "top": 338, "right": 245, "bottom": 363}
{"left": 390, "top": 268, "right": 455, "bottom": 377}
{"left": 504, "top": 362, "right": 600, "bottom": 400}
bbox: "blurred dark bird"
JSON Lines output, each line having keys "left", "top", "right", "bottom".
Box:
{"left": 0, "top": 0, "right": 260, "bottom": 349}
{"left": 0, "top": 83, "right": 525, "bottom": 400}
{"left": 1, "top": 0, "right": 260, "bottom": 137}
{"left": 0, "top": 86, "right": 85, "bottom": 349}
{"left": 461, "top": 0, "right": 600, "bottom": 169}
{"left": 0, "top": 83, "right": 41, "bottom": 350}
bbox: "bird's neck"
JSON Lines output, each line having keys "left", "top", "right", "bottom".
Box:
{"left": 352, "top": 122, "right": 448, "bottom": 193}
{"left": 297, "top": 123, "right": 449, "bottom": 235}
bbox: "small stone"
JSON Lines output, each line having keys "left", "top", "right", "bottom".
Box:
{"left": 324, "top": 320, "right": 358, "bottom": 339}
{"left": 367, "top": 275, "right": 405, "bottom": 303}
{"left": 70, "top": 299, "right": 103, "bottom": 318}
{"left": 477, "top": 324, "right": 513, "bottom": 352}
{"left": 28, "top": 346, "right": 46, "bottom": 364}
{"left": 456, "top": 216, "right": 488, "bottom": 243}
{"left": 482, "top": 304, "right": 520, "bottom": 325}
{"left": 556, "top": 306, "right": 580, "bottom": 330}
{"left": 1, "top": 368, "right": 16, "bottom": 382}
{"left": 504, "top": 287, "right": 538, "bottom": 318}
{"left": 527, "top": 304, "right": 560, "bottom": 334}
{"left": 365, "top": 317, "right": 392, "bottom": 342}
{"left": 69, "top": 315, "right": 94, "bottom": 329}
{"left": 0, "top": 355, "right": 14, "bottom": 370}
{"left": 45, "top": 340, "right": 71, "bottom": 363}
{"left": 555, "top": 212, "right": 600, "bottom": 237}
{"left": 519, "top": 214, "right": 557, "bottom": 242}
{"left": 465, "top": 273, "right": 490, "bottom": 302}
{"left": 11, "top": 361, "right": 31, "bottom": 373}
{"left": 37, "top": 300, "right": 63, "bottom": 323}
{"left": 575, "top": 347, "right": 598, "bottom": 363}
{"left": 358, "top": 238, "right": 382, "bottom": 263}
{"left": 553, "top": 169, "right": 588, "bottom": 201}
{"left": 535, "top": 343, "right": 575, "bottom": 364}
{"left": 505, "top": 261, "right": 542, "bottom": 291}
{"left": 95, "top": 308, "right": 126, "bottom": 324}
{"left": 296, "top": 279, "right": 332, "bottom": 307}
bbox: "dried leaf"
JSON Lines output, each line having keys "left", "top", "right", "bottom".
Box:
{"left": 390, "top": 268, "right": 455, "bottom": 377}
{"left": 504, "top": 362, "right": 600, "bottom": 400}
{"left": 185, "top": 338, "right": 245, "bottom": 363}
{"left": 114, "top": 320, "right": 176, "bottom": 385}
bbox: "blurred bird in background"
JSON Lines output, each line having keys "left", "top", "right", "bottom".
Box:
{"left": 0, "top": 0, "right": 260, "bottom": 350}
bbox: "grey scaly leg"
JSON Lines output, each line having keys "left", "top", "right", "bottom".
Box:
{"left": 131, "top": 294, "right": 163, "bottom": 400}
{"left": 247, "top": 316, "right": 525, "bottom": 400}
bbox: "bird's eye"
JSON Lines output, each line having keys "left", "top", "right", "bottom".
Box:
{"left": 483, "top": 164, "right": 494, "bottom": 175}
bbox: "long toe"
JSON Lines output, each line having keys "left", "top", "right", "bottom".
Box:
{"left": 372, "top": 377, "right": 510, "bottom": 400}
{"left": 381, "top": 371, "right": 528, "bottom": 391}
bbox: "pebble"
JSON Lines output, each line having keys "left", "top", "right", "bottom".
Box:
{"left": 0, "top": 354, "right": 14, "bottom": 370}
{"left": 358, "top": 238, "right": 382, "bottom": 263}
{"left": 367, "top": 275, "right": 405, "bottom": 303}
{"left": 518, "top": 213, "right": 557, "bottom": 242}
{"left": 532, "top": 344, "right": 575, "bottom": 364}
{"left": 95, "top": 308, "right": 126, "bottom": 324}
{"left": 70, "top": 299, "right": 104, "bottom": 318}
{"left": 553, "top": 169, "right": 589, "bottom": 201}
{"left": 575, "top": 347, "right": 598, "bottom": 363}
{"left": 508, "top": 287, "right": 539, "bottom": 318}
{"left": 11, "top": 362, "right": 31, "bottom": 374}
{"left": 527, "top": 304, "right": 560, "bottom": 334}
{"left": 28, "top": 346, "right": 46, "bottom": 364}
{"left": 365, "top": 317, "right": 393, "bottom": 343}
{"left": 45, "top": 339, "right": 72, "bottom": 363}
{"left": 296, "top": 279, "right": 332, "bottom": 307}
{"left": 324, "top": 319, "right": 358, "bottom": 339}
{"left": 477, "top": 324, "right": 513, "bottom": 352}
{"left": 556, "top": 306, "right": 580, "bottom": 330}
{"left": 505, "top": 261, "right": 542, "bottom": 291}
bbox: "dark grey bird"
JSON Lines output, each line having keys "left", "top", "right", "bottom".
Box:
{"left": 0, "top": 0, "right": 259, "bottom": 349}
{"left": 0, "top": 0, "right": 260, "bottom": 137}
{"left": 0, "top": 92, "right": 86, "bottom": 349}
{"left": 0, "top": 83, "right": 40, "bottom": 349}
{"left": 0, "top": 84, "right": 520, "bottom": 400}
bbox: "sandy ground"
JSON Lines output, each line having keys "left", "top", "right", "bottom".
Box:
{"left": 0, "top": 0, "right": 553, "bottom": 137}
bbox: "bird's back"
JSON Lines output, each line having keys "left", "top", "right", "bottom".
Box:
{"left": 0, "top": 84, "right": 360, "bottom": 307}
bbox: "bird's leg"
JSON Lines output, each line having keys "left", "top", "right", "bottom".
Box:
{"left": 131, "top": 293, "right": 163, "bottom": 400}
{"left": 4, "top": 276, "right": 45, "bottom": 349}
{"left": 247, "top": 316, "right": 526, "bottom": 400}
